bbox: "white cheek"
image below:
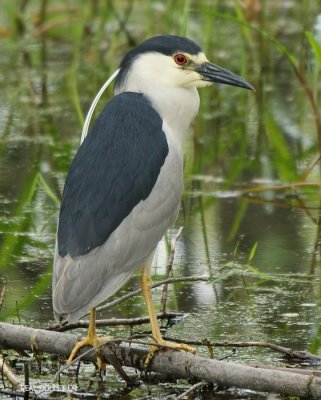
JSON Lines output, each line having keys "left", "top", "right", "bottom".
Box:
{"left": 196, "top": 79, "right": 213, "bottom": 88}
{"left": 119, "top": 52, "right": 212, "bottom": 90}
{"left": 169, "top": 70, "right": 204, "bottom": 88}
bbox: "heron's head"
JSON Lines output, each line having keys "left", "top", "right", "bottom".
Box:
{"left": 114, "top": 35, "right": 254, "bottom": 93}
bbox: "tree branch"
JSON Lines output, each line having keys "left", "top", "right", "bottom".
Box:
{"left": 96, "top": 275, "right": 208, "bottom": 313}
{"left": 47, "top": 311, "right": 186, "bottom": 332}
{"left": 162, "top": 337, "right": 321, "bottom": 363}
{"left": 0, "top": 356, "right": 21, "bottom": 389}
{"left": 1, "top": 323, "right": 321, "bottom": 398}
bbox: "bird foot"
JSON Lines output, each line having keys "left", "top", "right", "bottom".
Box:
{"left": 67, "top": 335, "right": 112, "bottom": 371}
{"left": 145, "top": 339, "right": 196, "bottom": 367}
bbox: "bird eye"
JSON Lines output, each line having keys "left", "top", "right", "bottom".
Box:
{"left": 174, "top": 54, "right": 188, "bottom": 65}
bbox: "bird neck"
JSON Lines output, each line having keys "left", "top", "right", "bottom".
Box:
{"left": 145, "top": 86, "right": 200, "bottom": 142}
{"left": 115, "top": 84, "right": 200, "bottom": 144}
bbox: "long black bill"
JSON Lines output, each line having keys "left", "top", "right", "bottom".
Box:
{"left": 197, "top": 62, "right": 255, "bottom": 91}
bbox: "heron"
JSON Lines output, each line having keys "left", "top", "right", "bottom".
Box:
{"left": 52, "top": 35, "right": 253, "bottom": 368}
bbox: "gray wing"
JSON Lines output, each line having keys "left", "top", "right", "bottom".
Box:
{"left": 53, "top": 95, "right": 183, "bottom": 321}
{"left": 57, "top": 92, "right": 169, "bottom": 258}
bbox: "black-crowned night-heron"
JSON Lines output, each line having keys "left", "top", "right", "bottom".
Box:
{"left": 52, "top": 35, "right": 253, "bottom": 368}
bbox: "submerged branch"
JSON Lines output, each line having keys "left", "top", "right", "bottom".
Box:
{"left": 0, "top": 287, "right": 6, "bottom": 311}
{"left": 47, "top": 311, "right": 185, "bottom": 332}
{"left": 214, "top": 340, "right": 321, "bottom": 362}
{"left": 1, "top": 323, "right": 321, "bottom": 398}
{"left": 0, "top": 356, "right": 21, "bottom": 389}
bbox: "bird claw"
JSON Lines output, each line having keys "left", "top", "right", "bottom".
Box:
{"left": 67, "top": 335, "right": 112, "bottom": 371}
{"left": 144, "top": 340, "right": 196, "bottom": 368}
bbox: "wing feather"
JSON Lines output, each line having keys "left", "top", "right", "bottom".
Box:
{"left": 57, "top": 92, "right": 168, "bottom": 257}
{"left": 53, "top": 93, "right": 183, "bottom": 321}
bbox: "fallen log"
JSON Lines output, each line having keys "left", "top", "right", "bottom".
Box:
{"left": 1, "top": 322, "right": 321, "bottom": 398}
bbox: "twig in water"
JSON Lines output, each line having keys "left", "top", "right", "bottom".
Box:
{"left": 0, "top": 356, "right": 21, "bottom": 389}
{"left": 16, "top": 301, "right": 21, "bottom": 324}
{"left": 175, "top": 381, "right": 207, "bottom": 399}
{"left": 215, "top": 341, "right": 321, "bottom": 362}
{"left": 160, "top": 227, "right": 183, "bottom": 314}
{"left": 162, "top": 337, "right": 321, "bottom": 363}
{"left": 48, "top": 311, "right": 186, "bottom": 332}
{"left": 0, "top": 355, "right": 5, "bottom": 389}
{"left": 0, "top": 287, "right": 6, "bottom": 310}
{"left": 23, "top": 361, "right": 29, "bottom": 400}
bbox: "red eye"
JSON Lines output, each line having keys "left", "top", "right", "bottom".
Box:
{"left": 174, "top": 53, "right": 188, "bottom": 65}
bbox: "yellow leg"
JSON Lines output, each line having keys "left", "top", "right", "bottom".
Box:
{"left": 140, "top": 265, "right": 196, "bottom": 365}
{"left": 67, "top": 308, "right": 111, "bottom": 370}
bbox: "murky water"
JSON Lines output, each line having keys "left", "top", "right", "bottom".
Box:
{"left": 1, "top": 1, "right": 321, "bottom": 398}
